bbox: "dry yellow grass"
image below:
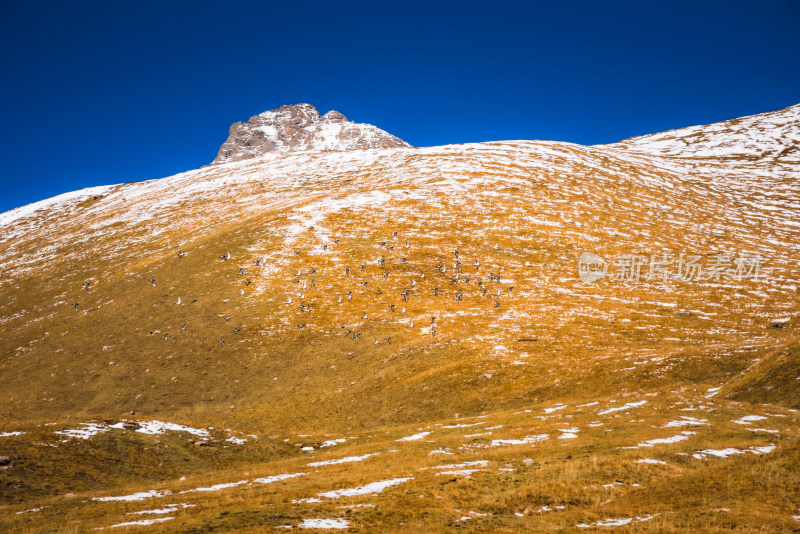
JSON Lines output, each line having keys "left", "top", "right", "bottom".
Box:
{"left": 1, "top": 105, "right": 799, "bottom": 531}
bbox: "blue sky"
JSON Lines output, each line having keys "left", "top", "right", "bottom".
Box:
{"left": 0, "top": 0, "right": 798, "bottom": 213}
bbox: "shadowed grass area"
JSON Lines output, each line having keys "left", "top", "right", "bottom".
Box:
{"left": 721, "top": 334, "right": 800, "bottom": 409}
{"left": 2, "top": 390, "right": 798, "bottom": 532}
{"left": 0, "top": 420, "right": 297, "bottom": 504}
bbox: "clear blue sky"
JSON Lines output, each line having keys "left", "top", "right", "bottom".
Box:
{"left": 1, "top": 0, "right": 798, "bottom": 214}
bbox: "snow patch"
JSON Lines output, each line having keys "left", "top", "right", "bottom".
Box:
{"left": 129, "top": 504, "right": 194, "bottom": 515}
{"left": 181, "top": 480, "right": 249, "bottom": 493}
{"left": 93, "top": 490, "right": 167, "bottom": 502}
{"left": 488, "top": 434, "right": 549, "bottom": 447}
{"left": 598, "top": 401, "right": 647, "bottom": 415}
{"left": 299, "top": 518, "right": 350, "bottom": 529}
{"left": 664, "top": 417, "right": 708, "bottom": 428}
{"left": 134, "top": 420, "right": 210, "bottom": 439}
{"left": 103, "top": 517, "right": 174, "bottom": 528}
{"left": 397, "top": 431, "right": 431, "bottom": 441}
{"left": 308, "top": 454, "right": 378, "bottom": 466}
{"left": 318, "top": 477, "right": 413, "bottom": 499}
{"left": 254, "top": 472, "right": 307, "bottom": 485}
{"left": 55, "top": 423, "right": 109, "bottom": 440}
{"left": 732, "top": 415, "right": 768, "bottom": 425}
{"left": 693, "top": 444, "right": 775, "bottom": 459}
{"left": 635, "top": 458, "right": 667, "bottom": 465}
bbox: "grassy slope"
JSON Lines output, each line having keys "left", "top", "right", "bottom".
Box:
{"left": 721, "top": 332, "right": 800, "bottom": 409}
{"left": 0, "top": 128, "right": 798, "bottom": 530}
{"left": 1, "top": 144, "right": 795, "bottom": 433}
{"left": 2, "top": 393, "right": 798, "bottom": 532}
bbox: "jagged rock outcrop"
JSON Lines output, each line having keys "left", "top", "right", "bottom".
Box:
{"left": 212, "top": 103, "right": 411, "bottom": 164}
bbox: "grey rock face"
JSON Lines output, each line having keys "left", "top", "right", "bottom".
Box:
{"left": 213, "top": 104, "right": 410, "bottom": 164}
{"left": 322, "top": 110, "right": 348, "bottom": 122}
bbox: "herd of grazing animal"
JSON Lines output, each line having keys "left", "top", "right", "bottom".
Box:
{"left": 74, "top": 233, "right": 514, "bottom": 348}
{"left": 278, "top": 234, "right": 512, "bottom": 344}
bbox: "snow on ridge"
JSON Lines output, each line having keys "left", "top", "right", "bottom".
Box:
{"left": 606, "top": 103, "right": 800, "bottom": 161}
{"left": 0, "top": 135, "right": 661, "bottom": 239}
{"left": 0, "top": 184, "right": 118, "bottom": 241}
{"left": 2, "top": 115, "right": 797, "bottom": 289}
{"left": 4, "top": 102, "right": 797, "bottom": 234}
{"left": 0, "top": 185, "right": 117, "bottom": 226}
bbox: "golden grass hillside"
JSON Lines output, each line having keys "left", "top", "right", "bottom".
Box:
{"left": 0, "top": 104, "right": 798, "bottom": 531}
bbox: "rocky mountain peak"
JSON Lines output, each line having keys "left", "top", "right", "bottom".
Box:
{"left": 212, "top": 103, "right": 410, "bottom": 164}
{"left": 322, "top": 110, "right": 348, "bottom": 122}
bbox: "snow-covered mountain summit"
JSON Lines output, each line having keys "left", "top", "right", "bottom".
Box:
{"left": 212, "top": 103, "right": 411, "bottom": 164}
